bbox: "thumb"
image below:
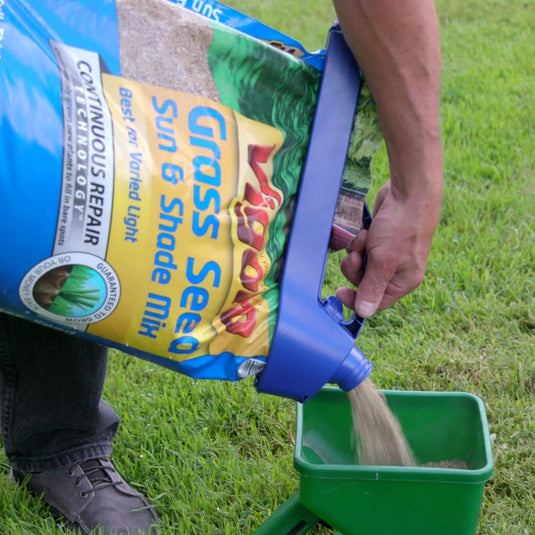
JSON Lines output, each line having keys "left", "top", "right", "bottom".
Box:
{"left": 353, "top": 256, "right": 391, "bottom": 318}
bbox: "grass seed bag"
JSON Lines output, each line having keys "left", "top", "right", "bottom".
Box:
{"left": 0, "top": 0, "right": 381, "bottom": 381}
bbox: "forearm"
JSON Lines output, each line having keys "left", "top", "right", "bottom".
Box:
{"left": 332, "top": 0, "right": 443, "bottom": 204}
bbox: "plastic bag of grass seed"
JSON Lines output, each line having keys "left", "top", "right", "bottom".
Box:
{"left": 0, "top": 0, "right": 381, "bottom": 380}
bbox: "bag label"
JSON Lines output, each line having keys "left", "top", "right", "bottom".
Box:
{"left": 18, "top": 42, "right": 285, "bottom": 363}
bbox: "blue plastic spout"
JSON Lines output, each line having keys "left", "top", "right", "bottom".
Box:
{"left": 330, "top": 345, "right": 373, "bottom": 392}
{"left": 254, "top": 299, "right": 373, "bottom": 401}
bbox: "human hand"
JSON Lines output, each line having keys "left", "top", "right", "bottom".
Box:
{"left": 335, "top": 180, "right": 442, "bottom": 318}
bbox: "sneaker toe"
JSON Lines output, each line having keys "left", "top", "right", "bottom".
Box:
{"left": 70, "top": 482, "right": 159, "bottom": 534}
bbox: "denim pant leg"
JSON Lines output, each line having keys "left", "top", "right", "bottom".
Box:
{"left": 0, "top": 313, "right": 120, "bottom": 473}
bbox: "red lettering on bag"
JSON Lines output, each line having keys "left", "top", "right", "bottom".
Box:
{"left": 248, "top": 144, "right": 281, "bottom": 209}
{"left": 219, "top": 144, "right": 281, "bottom": 338}
{"left": 234, "top": 201, "right": 269, "bottom": 251}
{"left": 240, "top": 249, "right": 263, "bottom": 292}
{"left": 220, "top": 291, "right": 257, "bottom": 337}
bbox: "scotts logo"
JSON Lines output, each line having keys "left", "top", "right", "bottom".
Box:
{"left": 219, "top": 144, "right": 281, "bottom": 338}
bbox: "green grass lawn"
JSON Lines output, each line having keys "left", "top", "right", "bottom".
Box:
{"left": 1, "top": 0, "right": 534, "bottom": 533}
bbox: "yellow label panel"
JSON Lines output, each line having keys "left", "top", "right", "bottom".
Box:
{"left": 88, "top": 75, "right": 283, "bottom": 363}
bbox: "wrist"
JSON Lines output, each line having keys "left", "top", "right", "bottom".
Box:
{"left": 387, "top": 138, "right": 443, "bottom": 203}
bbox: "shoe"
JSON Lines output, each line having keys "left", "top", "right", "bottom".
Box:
{"left": 12, "top": 457, "right": 159, "bottom": 534}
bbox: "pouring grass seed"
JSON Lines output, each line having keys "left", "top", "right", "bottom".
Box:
{"left": 348, "top": 378, "right": 416, "bottom": 467}
{"left": 349, "top": 378, "right": 467, "bottom": 469}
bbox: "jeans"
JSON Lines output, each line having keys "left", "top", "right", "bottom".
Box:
{"left": 0, "top": 313, "right": 119, "bottom": 473}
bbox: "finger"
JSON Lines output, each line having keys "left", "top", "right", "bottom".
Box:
{"left": 377, "top": 269, "right": 425, "bottom": 310}
{"left": 347, "top": 228, "right": 367, "bottom": 253}
{"left": 340, "top": 249, "right": 365, "bottom": 287}
{"left": 339, "top": 230, "right": 367, "bottom": 286}
{"left": 356, "top": 261, "right": 426, "bottom": 316}
{"left": 335, "top": 286, "right": 357, "bottom": 309}
{"left": 352, "top": 254, "right": 394, "bottom": 318}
